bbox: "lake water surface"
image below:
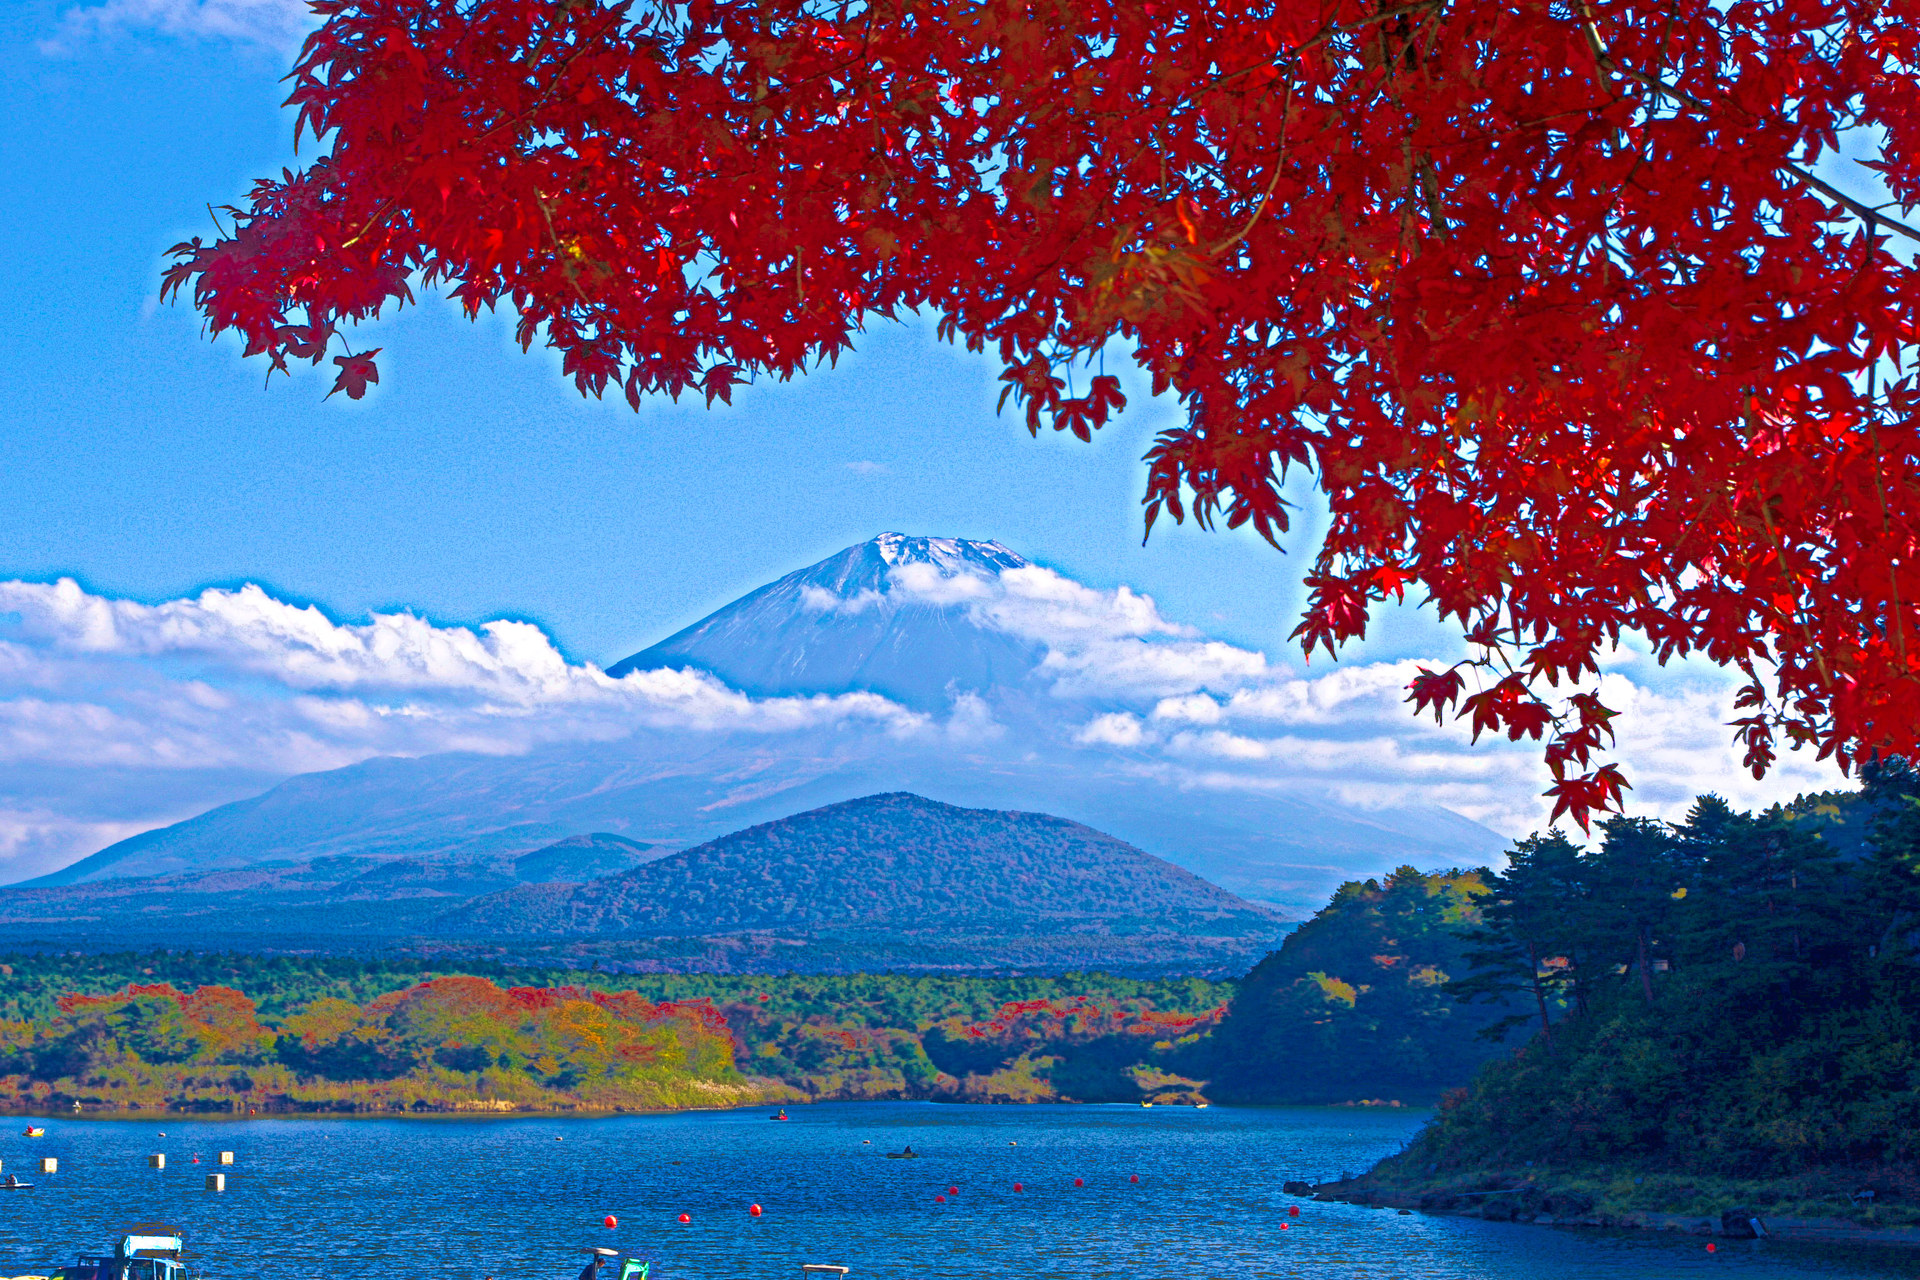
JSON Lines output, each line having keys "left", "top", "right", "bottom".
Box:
{"left": 0, "top": 1103, "right": 1911, "bottom": 1280}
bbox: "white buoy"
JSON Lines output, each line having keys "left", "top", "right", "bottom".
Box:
{"left": 218, "top": 1151, "right": 234, "bottom": 1166}
{"left": 205, "top": 1173, "right": 226, "bottom": 1191}
{"left": 149, "top": 1154, "right": 166, "bottom": 1169}
{"left": 39, "top": 1158, "right": 56, "bottom": 1174}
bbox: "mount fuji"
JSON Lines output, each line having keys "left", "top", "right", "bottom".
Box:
{"left": 14, "top": 534, "right": 1506, "bottom": 918}
{"left": 607, "top": 532, "right": 1044, "bottom": 707}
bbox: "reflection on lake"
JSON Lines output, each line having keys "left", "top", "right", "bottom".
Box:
{"left": 0, "top": 1103, "right": 1910, "bottom": 1279}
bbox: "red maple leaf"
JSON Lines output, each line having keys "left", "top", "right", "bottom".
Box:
{"left": 327, "top": 350, "right": 381, "bottom": 400}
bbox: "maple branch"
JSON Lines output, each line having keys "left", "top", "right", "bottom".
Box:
{"left": 339, "top": 195, "right": 398, "bottom": 250}
{"left": 1574, "top": 0, "right": 1920, "bottom": 246}
{"left": 536, "top": 194, "right": 595, "bottom": 305}
{"left": 1209, "top": 81, "right": 1293, "bottom": 259}
{"left": 1781, "top": 163, "right": 1920, "bottom": 247}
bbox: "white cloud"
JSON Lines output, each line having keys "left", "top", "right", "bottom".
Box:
{"left": 1075, "top": 712, "right": 1146, "bottom": 748}
{"left": 0, "top": 807, "right": 166, "bottom": 875}
{"left": 885, "top": 562, "right": 1268, "bottom": 699}
{"left": 1150, "top": 694, "right": 1224, "bottom": 725}
{"left": 886, "top": 562, "right": 998, "bottom": 607}
{"left": 0, "top": 578, "right": 939, "bottom": 776}
{"left": 799, "top": 584, "right": 884, "bottom": 616}
{"left": 0, "top": 577, "right": 986, "bottom": 878}
{"left": 867, "top": 557, "right": 1845, "bottom": 841}
{"left": 1055, "top": 647, "right": 1844, "bottom": 843}
{"left": 945, "top": 691, "right": 1005, "bottom": 743}
{"left": 43, "top": 0, "right": 313, "bottom": 51}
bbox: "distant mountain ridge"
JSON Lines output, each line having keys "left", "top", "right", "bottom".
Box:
{"left": 0, "top": 831, "right": 667, "bottom": 939}
{"left": 12, "top": 533, "right": 1510, "bottom": 915}
{"left": 0, "top": 794, "right": 1283, "bottom": 974}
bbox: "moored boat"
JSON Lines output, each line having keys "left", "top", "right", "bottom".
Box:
{"left": 46, "top": 1225, "right": 188, "bottom": 1280}
{"left": 578, "top": 1246, "right": 649, "bottom": 1280}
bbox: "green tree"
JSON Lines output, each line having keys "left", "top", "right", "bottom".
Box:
{"left": 1452, "top": 831, "right": 1587, "bottom": 1049}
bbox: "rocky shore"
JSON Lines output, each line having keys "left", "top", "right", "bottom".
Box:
{"left": 1290, "top": 1177, "right": 1920, "bottom": 1248}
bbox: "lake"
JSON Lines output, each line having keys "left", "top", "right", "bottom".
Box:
{"left": 0, "top": 1103, "right": 1910, "bottom": 1279}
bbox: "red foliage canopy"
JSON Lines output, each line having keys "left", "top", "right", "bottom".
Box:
{"left": 166, "top": 0, "right": 1920, "bottom": 824}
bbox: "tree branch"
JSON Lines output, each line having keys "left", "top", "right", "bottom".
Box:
{"left": 1574, "top": 0, "right": 1920, "bottom": 245}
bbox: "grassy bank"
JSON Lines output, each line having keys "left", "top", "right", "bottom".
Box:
{"left": 1312, "top": 1159, "right": 1920, "bottom": 1233}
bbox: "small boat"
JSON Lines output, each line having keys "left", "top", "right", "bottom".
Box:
{"left": 1196, "top": 1103, "right": 1210, "bottom": 1109}
{"left": 883, "top": 1146, "right": 920, "bottom": 1159}
{"left": 1140, "top": 1102, "right": 1154, "bottom": 1109}
{"left": 22, "top": 1127, "right": 44, "bottom": 1137}
{"left": 50, "top": 1225, "right": 189, "bottom": 1280}
{"left": 771, "top": 1110, "right": 789, "bottom": 1121}
{"left": 1, "top": 1174, "right": 32, "bottom": 1189}
{"left": 578, "top": 1246, "right": 650, "bottom": 1280}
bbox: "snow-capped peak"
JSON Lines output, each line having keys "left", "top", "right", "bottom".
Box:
{"left": 605, "top": 535, "right": 1043, "bottom": 704}
{"left": 871, "top": 532, "right": 1028, "bottom": 574}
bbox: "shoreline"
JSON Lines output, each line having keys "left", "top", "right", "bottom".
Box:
{"left": 1300, "top": 1178, "right": 1920, "bottom": 1249}
{"left": 0, "top": 1098, "right": 1379, "bottom": 1122}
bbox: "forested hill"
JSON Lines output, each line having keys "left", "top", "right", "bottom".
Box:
{"left": 445, "top": 792, "right": 1283, "bottom": 963}
{"left": 1200, "top": 866, "right": 1510, "bottom": 1103}
{"left": 1340, "top": 761, "right": 1920, "bottom": 1225}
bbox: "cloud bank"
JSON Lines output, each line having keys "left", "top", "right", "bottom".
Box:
{"left": 0, "top": 567, "right": 1845, "bottom": 881}
{"left": 875, "top": 557, "right": 1840, "bottom": 834}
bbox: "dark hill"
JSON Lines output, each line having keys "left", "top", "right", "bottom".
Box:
{"left": 442, "top": 793, "right": 1284, "bottom": 970}
{"left": 512, "top": 832, "right": 663, "bottom": 883}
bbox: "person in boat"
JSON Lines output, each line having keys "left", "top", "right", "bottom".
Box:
{"left": 902, "top": 1144, "right": 914, "bottom": 1156}
{"left": 4, "top": 1174, "right": 17, "bottom": 1187}
{"left": 577, "top": 1254, "right": 603, "bottom": 1280}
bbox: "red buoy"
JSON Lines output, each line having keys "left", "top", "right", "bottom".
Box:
{"left": 749, "top": 1204, "right": 763, "bottom": 1217}
{"left": 1706, "top": 1243, "right": 1717, "bottom": 1253}
{"left": 1013, "top": 1182, "right": 1024, "bottom": 1192}
{"left": 678, "top": 1213, "right": 691, "bottom": 1224}
{"left": 1288, "top": 1206, "right": 1300, "bottom": 1217}
{"left": 948, "top": 1185, "right": 959, "bottom": 1195}
{"left": 1280, "top": 1223, "right": 1290, "bottom": 1231}
{"left": 935, "top": 1195, "right": 947, "bottom": 1203}
{"left": 1073, "top": 1177, "right": 1084, "bottom": 1187}
{"left": 604, "top": 1216, "right": 617, "bottom": 1229}
{"left": 1130, "top": 1175, "right": 1139, "bottom": 1183}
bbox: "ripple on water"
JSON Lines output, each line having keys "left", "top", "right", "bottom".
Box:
{"left": 0, "top": 1104, "right": 1909, "bottom": 1280}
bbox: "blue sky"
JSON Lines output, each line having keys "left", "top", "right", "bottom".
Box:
{"left": 2, "top": 0, "right": 1367, "bottom": 668}
{"left": 0, "top": 0, "right": 1848, "bottom": 879}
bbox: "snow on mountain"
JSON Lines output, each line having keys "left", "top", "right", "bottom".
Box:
{"left": 607, "top": 533, "right": 1044, "bottom": 708}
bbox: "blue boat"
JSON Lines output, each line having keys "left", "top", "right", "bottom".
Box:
{"left": 49, "top": 1225, "right": 189, "bottom": 1280}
